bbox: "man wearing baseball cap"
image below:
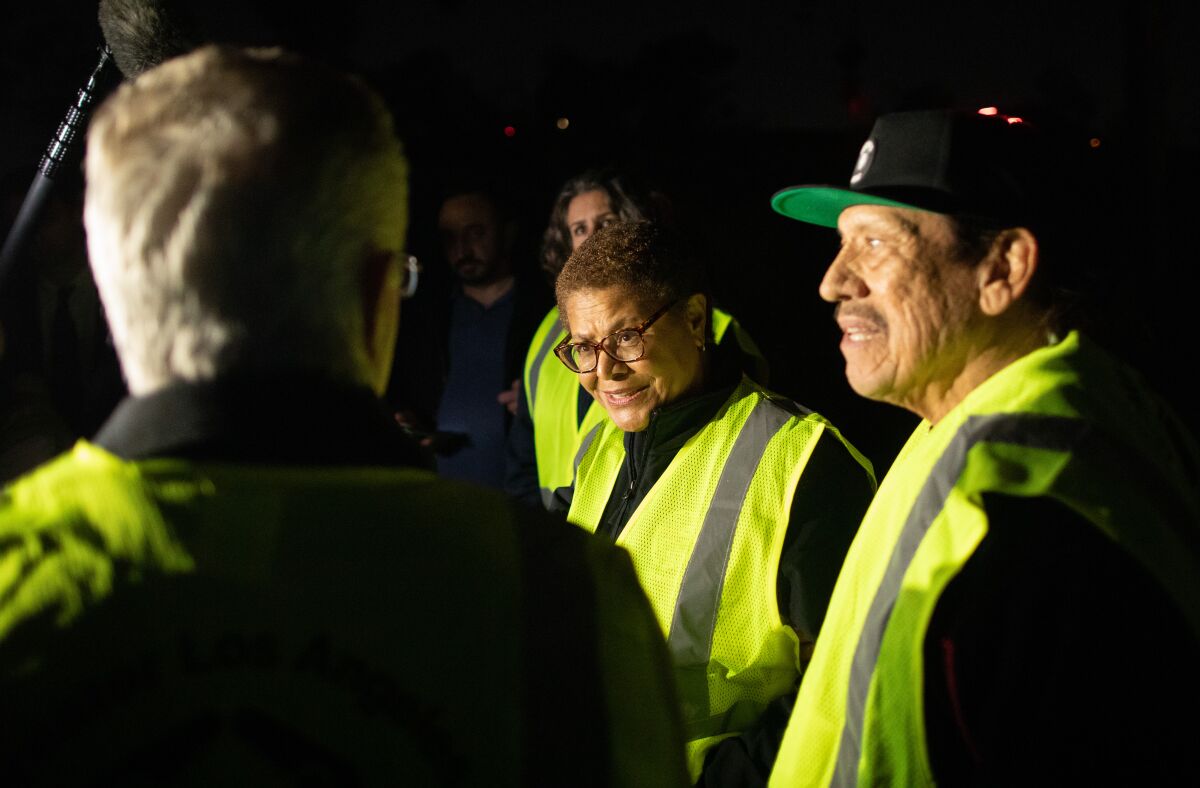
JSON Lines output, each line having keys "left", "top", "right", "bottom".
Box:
{"left": 767, "top": 109, "right": 1200, "bottom": 785}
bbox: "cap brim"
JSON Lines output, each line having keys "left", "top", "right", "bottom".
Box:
{"left": 770, "top": 186, "right": 919, "bottom": 228}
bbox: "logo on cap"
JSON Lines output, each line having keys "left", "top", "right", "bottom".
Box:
{"left": 850, "top": 138, "right": 876, "bottom": 186}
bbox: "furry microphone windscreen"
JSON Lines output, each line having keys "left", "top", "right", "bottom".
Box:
{"left": 98, "top": 0, "right": 290, "bottom": 78}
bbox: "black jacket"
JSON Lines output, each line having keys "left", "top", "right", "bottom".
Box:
{"left": 385, "top": 274, "right": 552, "bottom": 442}
{"left": 922, "top": 493, "right": 1200, "bottom": 786}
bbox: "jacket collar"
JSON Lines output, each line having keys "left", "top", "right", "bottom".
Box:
{"left": 95, "top": 373, "right": 430, "bottom": 469}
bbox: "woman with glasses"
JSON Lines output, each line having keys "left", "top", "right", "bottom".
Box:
{"left": 508, "top": 168, "right": 767, "bottom": 509}
{"left": 552, "top": 220, "right": 876, "bottom": 786}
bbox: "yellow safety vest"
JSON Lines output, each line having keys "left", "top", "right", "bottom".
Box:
{"left": 523, "top": 306, "right": 759, "bottom": 507}
{"left": 770, "top": 331, "right": 1200, "bottom": 787}
{"left": 0, "top": 441, "right": 690, "bottom": 786}
{"left": 568, "top": 376, "right": 873, "bottom": 779}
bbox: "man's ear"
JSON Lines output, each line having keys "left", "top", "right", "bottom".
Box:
{"left": 978, "top": 227, "right": 1038, "bottom": 317}
{"left": 360, "top": 247, "right": 401, "bottom": 394}
{"left": 684, "top": 293, "right": 708, "bottom": 348}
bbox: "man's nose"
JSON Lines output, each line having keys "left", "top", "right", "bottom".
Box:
{"left": 819, "top": 251, "right": 868, "bottom": 303}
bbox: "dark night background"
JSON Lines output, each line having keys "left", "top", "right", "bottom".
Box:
{"left": 3, "top": 1, "right": 1198, "bottom": 474}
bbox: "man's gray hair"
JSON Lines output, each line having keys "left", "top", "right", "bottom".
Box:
{"left": 84, "top": 45, "right": 408, "bottom": 395}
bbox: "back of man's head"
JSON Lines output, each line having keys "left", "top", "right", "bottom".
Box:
{"left": 84, "top": 45, "right": 408, "bottom": 395}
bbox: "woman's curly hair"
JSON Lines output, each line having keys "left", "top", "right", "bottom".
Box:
{"left": 540, "top": 168, "right": 670, "bottom": 280}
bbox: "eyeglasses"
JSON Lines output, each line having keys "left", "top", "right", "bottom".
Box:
{"left": 554, "top": 300, "right": 674, "bottom": 374}
{"left": 401, "top": 254, "right": 421, "bottom": 299}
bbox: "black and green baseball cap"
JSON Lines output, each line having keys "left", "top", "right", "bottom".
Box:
{"left": 771, "top": 109, "right": 1052, "bottom": 229}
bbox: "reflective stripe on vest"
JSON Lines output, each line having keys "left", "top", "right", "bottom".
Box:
{"left": 573, "top": 422, "right": 605, "bottom": 482}
{"left": 668, "top": 396, "right": 793, "bottom": 731}
{"left": 526, "top": 310, "right": 564, "bottom": 414}
{"left": 832, "top": 413, "right": 1086, "bottom": 787}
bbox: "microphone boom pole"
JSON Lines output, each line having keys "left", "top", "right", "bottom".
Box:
{"left": 0, "top": 45, "right": 120, "bottom": 294}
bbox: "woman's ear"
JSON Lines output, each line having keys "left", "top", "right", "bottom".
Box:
{"left": 684, "top": 293, "right": 708, "bottom": 348}
{"left": 978, "top": 227, "right": 1038, "bottom": 317}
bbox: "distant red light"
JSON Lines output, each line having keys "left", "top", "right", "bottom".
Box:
{"left": 1006, "top": 116, "right": 1024, "bottom": 125}
{"left": 1090, "top": 137, "right": 1102, "bottom": 148}
{"left": 978, "top": 106, "right": 999, "bottom": 116}
{"left": 504, "top": 125, "right": 516, "bottom": 137}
